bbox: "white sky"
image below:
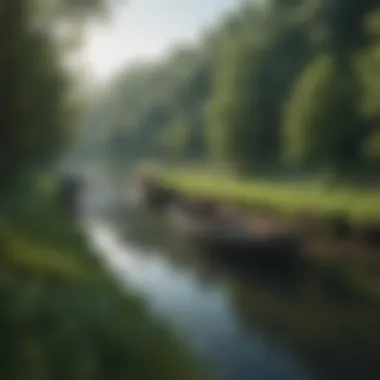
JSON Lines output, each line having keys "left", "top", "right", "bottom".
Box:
{"left": 83, "top": 0, "right": 240, "bottom": 83}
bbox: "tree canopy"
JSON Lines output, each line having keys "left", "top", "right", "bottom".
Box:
{"left": 1, "top": 0, "right": 113, "bottom": 182}
{"left": 85, "top": 0, "right": 380, "bottom": 179}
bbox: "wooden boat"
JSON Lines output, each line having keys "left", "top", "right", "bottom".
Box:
{"left": 167, "top": 205, "right": 302, "bottom": 267}
{"left": 129, "top": 178, "right": 179, "bottom": 210}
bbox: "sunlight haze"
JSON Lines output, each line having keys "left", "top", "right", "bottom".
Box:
{"left": 84, "top": 0, "right": 240, "bottom": 82}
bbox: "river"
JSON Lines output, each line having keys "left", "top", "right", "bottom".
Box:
{"left": 83, "top": 185, "right": 380, "bottom": 380}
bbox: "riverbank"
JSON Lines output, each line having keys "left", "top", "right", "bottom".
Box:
{"left": 157, "top": 170, "right": 380, "bottom": 224}
{"left": 135, "top": 168, "right": 380, "bottom": 271}
{"left": 0, "top": 178, "right": 203, "bottom": 380}
{"left": 153, "top": 169, "right": 379, "bottom": 242}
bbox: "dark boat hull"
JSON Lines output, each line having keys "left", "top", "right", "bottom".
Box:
{"left": 131, "top": 181, "right": 179, "bottom": 210}
{"left": 196, "top": 230, "right": 300, "bottom": 268}
{"left": 167, "top": 209, "right": 302, "bottom": 268}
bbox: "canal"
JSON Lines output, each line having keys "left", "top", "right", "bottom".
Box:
{"left": 83, "top": 185, "right": 380, "bottom": 380}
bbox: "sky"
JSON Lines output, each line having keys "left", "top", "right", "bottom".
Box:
{"left": 84, "top": 0, "right": 240, "bottom": 82}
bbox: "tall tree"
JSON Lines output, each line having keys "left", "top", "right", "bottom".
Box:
{"left": 0, "top": 0, "right": 112, "bottom": 181}
{"left": 207, "top": 0, "right": 311, "bottom": 173}
{"left": 284, "top": 55, "right": 365, "bottom": 172}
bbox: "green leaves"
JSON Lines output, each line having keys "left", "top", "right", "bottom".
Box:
{"left": 284, "top": 55, "right": 365, "bottom": 172}
{"left": 86, "top": 0, "right": 380, "bottom": 179}
{"left": 0, "top": 0, "right": 114, "bottom": 181}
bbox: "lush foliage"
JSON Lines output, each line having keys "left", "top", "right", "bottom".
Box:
{"left": 0, "top": 0, "right": 114, "bottom": 181}
{"left": 158, "top": 169, "right": 380, "bottom": 223}
{"left": 0, "top": 1, "right": 204, "bottom": 379}
{"left": 88, "top": 0, "right": 380, "bottom": 178}
{"left": 0, "top": 183, "right": 202, "bottom": 380}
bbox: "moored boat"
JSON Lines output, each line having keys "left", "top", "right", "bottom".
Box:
{"left": 129, "top": 177, "right": 179, "bottom": 209}
{"left": 167, "top": 204, "right": 302, "bottom": 268}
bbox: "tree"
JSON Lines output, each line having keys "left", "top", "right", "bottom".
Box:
{"left": 207, "top": 36, "right": 259, "bottom": 173}
{"left": 86, "top": 0, "right": 380, "bottom": 180}
{"left": 284, "top": 55, "right": 365, "bottom": 173}
{"left": 207, "top": 0, "right": 312, "bottom": 173}
{"left": 0, "top": 0, "right": 113, "bottom": 182}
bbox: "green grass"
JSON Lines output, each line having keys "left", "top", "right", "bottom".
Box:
{"left": 156, "top": 168, "right": 380, "bottom": 301}
{"left": 158, "top": 169, "right": 380, "bottom": 224}
{"left": 0, "top": 178, "right": 205, "bottom": 380}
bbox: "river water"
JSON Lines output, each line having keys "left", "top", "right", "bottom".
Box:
{"left": 83, "top": 186, "right": 380, "bottom": 380}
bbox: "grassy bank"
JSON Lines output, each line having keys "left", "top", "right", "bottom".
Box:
{"left": 157, "top": 169, "right": 380, "bottom": 224}
{"left": 153, "top": 169, "right": 380, "bottom": 298}
{"left": 0, "top": 179, "right": 204, "bottom": 380}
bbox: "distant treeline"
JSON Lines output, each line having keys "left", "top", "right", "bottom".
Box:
{"left": 88, "top": 0, "right": 380, "bottom": 179}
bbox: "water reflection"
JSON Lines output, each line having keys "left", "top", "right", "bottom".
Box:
{"left": 86, "top": 207, "right": 380, "bottom": 380}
